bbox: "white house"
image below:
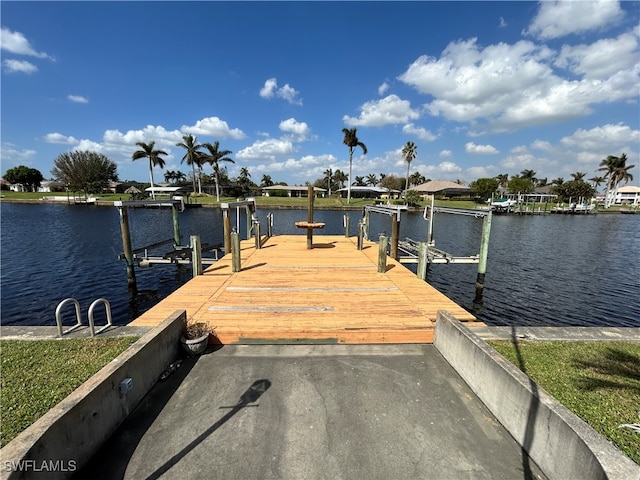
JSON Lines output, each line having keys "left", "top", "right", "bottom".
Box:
{"left": 611, "top": 185, "right": 640, "bottom": 206}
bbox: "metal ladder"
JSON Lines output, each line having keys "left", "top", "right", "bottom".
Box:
{"left": 55, "top": 298, "right": 113, "bottom": 337}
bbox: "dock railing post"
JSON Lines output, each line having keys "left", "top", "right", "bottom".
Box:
{"left": 377, "top": 234, "right": 388, "bottom": 273}
{"left": 307, "top": 185, "right": 314, "bottom": 249}
{"left": 190, "top": 235, "right": 203, "bottom": 277}
{"left": 417, "top": 242, "right": 428, "bottom": 280}
{"left": 364, "top": 210, "right": 370, "bottom": 240}
{"left": 222, "top": 207, "right": 231, "bottom": 256}
{"left": 231, "top": 231, "right": 241, "bottom": 272}
{"left": 474, "top": 211, "right": 492, "bottom": 303}
{"left": 254, "top": 221, "right": 261, "bottom": 249}
{"left": 344, "top": 214, "right": 350, "bottom": 238}
{"left": 117, "top": 205, "right": 137, "bottom": 289}
{"left": 357, "top": 220, "right": 364, "bottom": 250}
{"left": 391, "top": 212, "right": 399, "bottom": 260}
{"left": 171, "top": 203, "right": 181, "bottom": 246}
{"left": 245, "top": 206, "right": 252, "bottom": 240}
{"left": 267, "top": 213, "right": 273, "bottom": 237}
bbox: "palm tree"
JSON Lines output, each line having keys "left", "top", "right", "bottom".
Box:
{"left": 570, "top": 171, "right": 586, "bottom": 181}
{"left": 409, "top": 171, "right": 426, "bottom": 186}
{"left": 132, "top": 141, "right": 167, "bottom": 199}
{"left": 261, "top": 174, "right": 274, "bottom": 187}
{"left": 341, "top": 128, "right": 368, "bottom": 204}
{"left": 401, "top": 141, "right": 417, "bottom": 197}
{"left": 175, "top": 134, "right": 203, "bottom": 193}
{"left": 333, "top": 169, "right": 348, "bottom": 190}
{"left": 353, "top": 176, "right": 366, "bottom": 186}
{"left": 552, "top": 177, "right": 564, "bottom": 186}
{"left": 598, "top": 153, "right": 635, "bottom": 207}
{"left": 589, "top": 176, "right": 606, "bottom": 192}
{"left": 366, "top": 173, "right": 378, "bottom": 186}
{"left": 201, "top": 141, "right": 234, "bottom": 201}
{"left": 520, "top": 169, "right": 537, "bottom": 182}
{"left": 323, "top": 168, "right": 333, "bottom": 196}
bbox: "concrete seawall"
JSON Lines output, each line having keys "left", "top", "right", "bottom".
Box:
{"left": 434, "top": 311, "right": 640, "bottom": 480}
{"left": 0, "top": 310, "right": 186, "bottom": 480}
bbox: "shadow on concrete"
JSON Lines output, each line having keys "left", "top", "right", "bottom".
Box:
{"left": 73, "top": 354, "right": 200, "bottom": 480}
{"left": 511, "top": 326, "right": 540, "bottom": 480}
{"left": 144, "top": 379, "right": 272, "bottom": 480}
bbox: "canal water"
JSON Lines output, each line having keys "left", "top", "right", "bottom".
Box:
{"left": 1, "top": 202, "right": 638, "bottom": 328}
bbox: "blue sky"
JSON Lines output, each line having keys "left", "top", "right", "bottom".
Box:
{"left": 2, "top": 1, "right": 639, "bottom": 188}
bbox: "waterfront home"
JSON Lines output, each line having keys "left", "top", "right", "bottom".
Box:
{"left": 410, "top": 180, "right": 472, "bottom": 200}
{"left": 261, "top": 185, "right": 327, "bottom": 197}
{"left": 612, "top": 185, "right": 640, "bottom": 206}
{"left": 337, "top": 186, "right": 400, "bottom": 199}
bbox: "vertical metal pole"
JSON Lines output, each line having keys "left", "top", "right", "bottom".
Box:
{"left": 223, "top": 208, "right": 231, "bottom": 256}
{"left": 344, "top": 214, "right": 350, "bottom": 238}
{"left": 391, "top": 212, "right": 399, "bottom": 260}
{"left": 377, "top": 235, "right": 388, "bottom": 273}
{"left": 118, "top": 205, "right": 136, "bottom": 289}
{"left": 474, "top": 212, "right": 492, "bottom": 303}
{"left": 417, "top": 242, "right": 428, "bottom": 280}
{"left": 307, "top": 185, "right": 314, "bottom": 249}
{"left": 172, "top": 204, "right": 181, "bottom": 246}
{"left": 231, "top": 232, "right": 241, "bottom": 272}
{"left": 364, "top": 209, "right": 370, "bottom": 240}
{"left": 428, "top": 196, "right": 435, "bottom": 246}
{"left": 190, "top": 235, "right": 203, "bottom": 277}
{"left": 267, "top": 213, "right": 273, "bottom": 237}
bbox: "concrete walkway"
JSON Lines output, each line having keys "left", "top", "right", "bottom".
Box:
{"left": 77, "top": 344, "right": 545, "bottom": 480}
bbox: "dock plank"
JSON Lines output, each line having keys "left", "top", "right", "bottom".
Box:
{"left": 129, "top": 234, "right": 479, "bottom": 343}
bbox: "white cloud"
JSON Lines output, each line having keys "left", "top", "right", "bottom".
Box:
{"left": 499, "top": 17, "right": 507, "bottom": 28}
{"left": 439, "top": 150, "right": 452, "bottom": 158}
{"left": 560, "top": 123, "right": 640, "bottom": 152}
{"left": 555, "top": 32, "right": 639, "bottom": 80}
{"left": 44, "top": 133, "right": 79, "bottom": 144}
{"left": 399, "top": 34, "right": 639, "bottom": 134}
{"left": 402, "top": 123, "right": 437, "bottom": 141}
{"left": 3, "top": 59, "right": 37, "bottom": 74}
{"left": 524, "top": 0, "right": 624, "bottom": 40}
{"left": 423, "top": 161, "right": 462, "bottom": 177}
{"left": 465, "top": 142, "right": 499, "bottom": 155}
{"left": 236, "top": 138, "right": 294, "bottom": 161}
{"left": 259, "top": 77, "right": 302, "bottom": 105}
{"left": 0, "top": 143, "right": 37, "bottom": 164}
{"left": 0, "top": 27, "right": 51, "bottom": 58}
{"left": 378, "top": 82, "right": 390, "bottom": 95}
{"left": 279, "top": 118, "right": 310, "bottom": 139}
{"left": 181, "top": 117, "right": 246, "bottom": 140}
{"left": 343, "top": 94, "right": 420, "bottom": 127}
{"left": 67, "top": 95, "right": 88, "bottom": 104}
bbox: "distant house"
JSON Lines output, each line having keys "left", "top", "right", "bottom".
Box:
{"left": 336, "top": 186, "right": 400, "bottom": 199}
{"left": 37, "top": 180, "right": 65, "bottom": 193}
{"left": 261, "top": 185, "right": 326, "bottom": 197}
{"left": 410, "top": 180, "right": 471, "bottom": 199}
{"left": 612, "top": 185, "right": 640, "bottom": 206}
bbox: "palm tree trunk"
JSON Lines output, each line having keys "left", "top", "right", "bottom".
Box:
{"left": 198, "top": 166, "right": 202, "bottom": 194}
{"left": 149, "top": 159, "right": 156, "bottom": 200}
{"left": 405, "top": 163, "right": 411, "bottom": 199}
{"left": 347, "top": 149, "right": 353, "bottom": 204}
{"left": 215, "top": 172, "right": 220, "bottom": 202}
{"left": 191, "top": 164, "right": 197, "bottom": 193}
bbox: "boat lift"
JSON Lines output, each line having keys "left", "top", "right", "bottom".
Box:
{"left": 114, "top": 198, "right": 221, "bottom": 289}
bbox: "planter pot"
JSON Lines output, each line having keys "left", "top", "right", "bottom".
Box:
{"left": 180, "top": 332, "right": 210, "bottom": 356}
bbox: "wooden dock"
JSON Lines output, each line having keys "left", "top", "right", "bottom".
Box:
{"left": 129, "top": 235, "right": 481, "bottom": 344}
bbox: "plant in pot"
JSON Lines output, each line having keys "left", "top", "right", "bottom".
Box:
{"left": 180, "top": 321, "right": 215, "bottom": 356}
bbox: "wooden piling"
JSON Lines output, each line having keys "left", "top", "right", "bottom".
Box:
{"left": 391, "top": 212, "right": 399, "bottom": 260}
{"left": 378, "top": 235, "right": 388, "bottom": 273}
{"left": 231, "top": 232, "right": 241, "bottom": 272}
{"left": 307, "top": 185, "right": 314, "bottom": 249}
{"left": 118, "top": 206, "right": 136, "bottom": 289}
{"left": 357, "top": 220, "right": 364, "bottom": 250}
{"left": 344, "top": 215, "right": 350, "bottom": 238}
{"left": 223, "top": 209, "right": 231, "bottom": 255}
{"left": 190, "top": 235, "right": 203, "bottom": 277}
{"left": 171, "top": 204, "right": 181, "bottom": 246}
{"left": 474, "top": 212, "right": 492, "bottom": 303}
{"left": 417, "top": 242, "right": 428, "bottom": 280}
{"left": 254, "top": 222, "right": 261, "bottom": 249}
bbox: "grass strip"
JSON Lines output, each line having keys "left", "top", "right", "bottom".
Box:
{"left": 0, "top": 337, "right": 138, "bottom": 447}
{"left": 488, "top": 340, "right": 640, "bottom": 465}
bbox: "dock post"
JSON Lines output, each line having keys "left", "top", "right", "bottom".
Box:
{"left": 245, "top": 206, "right": 252, "bottom": 240}
{"left": 254, "top": 221, "right": 262, "bottom": 249}
{"left": 118, "top": 205, "right": 137, "bottom": 289}
{"left": 222, "top": 207, "right": 231, "bottom": 255}
{"left": 474, "top": 212, "right": 492, "bottom": 303}
{"left": 391, "top": 212, "right": 400, "bottom": 260}
{"left": 307, "top": 185, "right": 314, "bottom": 249}
{"left": 231, "top": 231, "right": 241, "bottom": 272}
{"left": 344, "top": 214, "right": 350, "bottom": 237}
{"left": 267, "top": 213, "right": 273, "bottom": 237}
{"left": 377, "top": 235, "right": 388, "bottom": 273}
{"left": 171, "top": 203, "right": 181, "bottom": 246}
{"left": 417, "top": 242, "right": 429, "bottom": 280}
{"left": 190, "top": 235, "right": 203, "bottom": 276}
{"left": 357, "top": 220, "right": 364, "bottom": 250}
{"left": 364, "top": 209, "right": 370, "bottom": 240}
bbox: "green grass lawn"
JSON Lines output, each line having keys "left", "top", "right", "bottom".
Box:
{"left": 489, "top": 340, "right": 640, "bottom": 465}
{"left": 0, "top": 337, "right": 138, "bottom": 447}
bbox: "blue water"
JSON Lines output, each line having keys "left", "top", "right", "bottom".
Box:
{"left": 1, "top": 203, "right": 639, "bottom": 328}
